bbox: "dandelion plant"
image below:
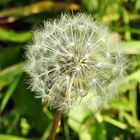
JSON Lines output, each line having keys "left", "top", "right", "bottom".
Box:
{"left": 24, "top": 13, "right": 127, "bottom": 140}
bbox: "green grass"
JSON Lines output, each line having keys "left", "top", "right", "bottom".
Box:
{"left": 0, "top": 0, "right": 140, "bottom": 140}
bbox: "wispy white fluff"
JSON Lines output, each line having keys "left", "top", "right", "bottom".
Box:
{"left": 24, "top": 13, "right": 127, "bottom": 112}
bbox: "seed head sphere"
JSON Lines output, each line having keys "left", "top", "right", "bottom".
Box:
{"left": 24, "top": 14, "right": 127, "bottom": 111}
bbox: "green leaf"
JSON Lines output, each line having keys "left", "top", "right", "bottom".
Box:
{"left": 0, "top": 1, "right": 80, "bottom": 20}
{"left": 0, "top": 134, "right": 27, "bottom": 140}
{"left": 90, "top": 115, "right": 106, "bottom": 140}
{"left": 0, "top": 76, "right": 21, "bottom": 112}
{"left": 111, "top": 26, "right": 140, "bottom": 35}
{"left": 13, "top": 79, "right": 51, "bottom": 133}
{"left": 135, "top": 0, "right": 140, "bottom": 10}
{"left": 0, "top": 29, "right": 32, "bottom": 42}
{"left": 128, "top": 88, "right": 138, "bottom": 124}
{"left": 110, "top": 96, "right": 130, "bottom": 111}
{"left": 125, "top": 69, "right": 140, "bottom": 82}
{"left": 68, "top": 110, "right": 87, "bottom": 133}
{"left": 0, "top": 46, "right": 21, "bottom": 68}
{"left": 121, "top": 41, "right": 140, "bottom": 55}
{"left": 103, "top": 116, "right": 128, "bottom": 130}
{"left": 79, "top": 130, "right": 91, "bottom": 140}
{"left": 82, "top": 0, "right": 97, "bottom": 12}
{"left": 64, "top": 122, "right": 70, "bottom": 140}
{"left": 0, "top": 63, "right": 23, "bottom": 89}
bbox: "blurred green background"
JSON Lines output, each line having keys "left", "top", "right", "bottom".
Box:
{"left": 0, "top": 0, "right": 140, "bottom": 140}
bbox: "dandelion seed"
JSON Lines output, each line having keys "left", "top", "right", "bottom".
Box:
{"left": 67, "top": 52, "right": 73, "bottom": 57}
{"left": 68, "top": 42, "right": 74, "bottom": 48}
{"left": 75, "top": 66, "right": 81, "bottom": 72}
{"left": 106, "top": 53, "right": 110, "bottom": 58}
{"left": 96, "top": 62, "right": 102, "bottom": 68}
{"left": 55, "top": 64, "right": 60, "bottom": 70}
{"left": 84, "top": 54, "right": 90, "bottom": 59}
{"left": 24, "top": 13, "right": 127, "bottom": 112}
{"left": 92, "top": 79, "right": 97, "bottom": 84}
{"left": 86, "top": 42, "right": 92, "bottom": 47}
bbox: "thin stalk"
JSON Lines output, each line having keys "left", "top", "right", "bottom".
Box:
{"left": 49, "top": 109, "right": 61, "bottom": 140}
{"left": 49, "top": 73, "right": 74, "bottom": 140}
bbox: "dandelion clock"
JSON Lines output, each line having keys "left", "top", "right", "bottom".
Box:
{"left": 24, "top": 13, "right": 127, "bottom": 140}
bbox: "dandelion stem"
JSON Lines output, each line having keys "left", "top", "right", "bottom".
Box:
{"left": 49, "top": 109, "right": 61, "bottom": 140}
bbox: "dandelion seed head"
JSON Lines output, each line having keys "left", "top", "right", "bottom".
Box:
{"left": 24, "top": 13, "right": 127, "bottom": 112}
